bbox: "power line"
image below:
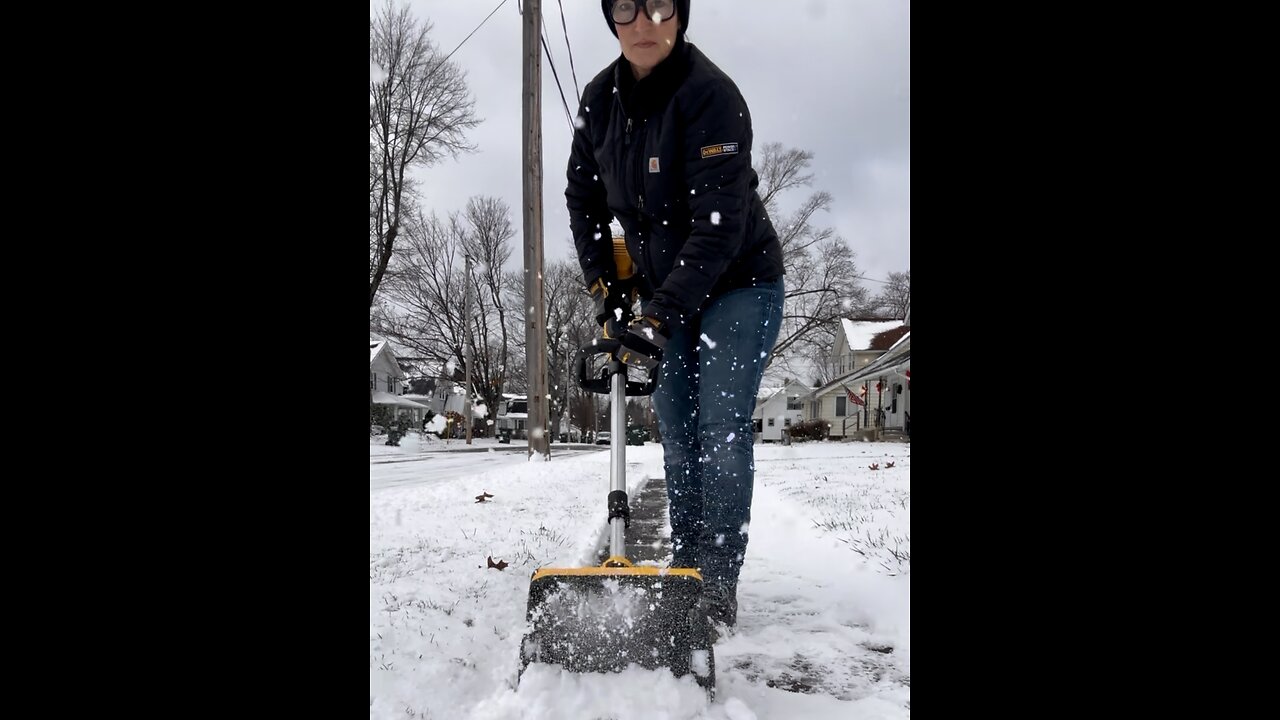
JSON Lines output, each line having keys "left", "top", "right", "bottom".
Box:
{"left": 518, "top": 1, "right": 575, "bottom": 134}
{"left": 439, "top": 0, "right": 511, "bottom": 68}
{"left": 852, "top": 273, "right": 906, "bottom": 287}
{"left": 540, "top": 20, "right": 576, "bottom": 135}
{"left": 405, "top": 0, "right": 511, "bottom": 90}
{"left": 554, "top": 0, "right": 581, "bottom": 100}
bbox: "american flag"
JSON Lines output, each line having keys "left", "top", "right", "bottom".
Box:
{"left": 843, "top": 384, "right": 865, "bottom": 407}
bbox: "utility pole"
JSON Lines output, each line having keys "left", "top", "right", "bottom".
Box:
{"left": 568, "top": 336, "right": 575, "bottom": 442}
{"left": 464, "top": 253, "right": 474, "bottom": 445}
{"left": 523, "top": 0, "right": 549, "bottom": 458}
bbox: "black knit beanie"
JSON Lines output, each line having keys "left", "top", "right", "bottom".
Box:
{"left": 602, "top": 0, "right": 689, "bottom": 38}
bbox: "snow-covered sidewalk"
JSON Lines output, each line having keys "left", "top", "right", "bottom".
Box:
{"left": 370, "top": 441, "right": 909, "bottom": 719}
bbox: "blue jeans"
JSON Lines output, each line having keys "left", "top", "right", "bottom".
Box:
{"left": 647, "top": 277, "right": 784, "bottom": 592}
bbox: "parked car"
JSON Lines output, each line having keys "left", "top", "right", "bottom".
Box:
{"left": 626, "top": 426, "right": 650, "bottom": 446}
{"left": 595, "top": 431, "right": 612, "bottom": 445}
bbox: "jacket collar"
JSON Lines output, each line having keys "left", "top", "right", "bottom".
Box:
{"left": 613, "top": 35, "right": 692, "bottom": 118}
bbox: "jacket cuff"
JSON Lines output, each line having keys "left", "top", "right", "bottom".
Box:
{"left": 642, "top": 302, "right": 678, "bottom": 338}
{"left": 585, "top": 270, "right": 617, "bottom": 301}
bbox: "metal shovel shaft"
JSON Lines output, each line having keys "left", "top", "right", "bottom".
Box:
{"left": 610, "top": 370, "right": 626, "bottom": 559}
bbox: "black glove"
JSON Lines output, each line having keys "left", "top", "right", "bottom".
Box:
{"left": 590, "top": 277, "right": 627, "bottom": 326}
{"left": 616, "top": 317, "right": 668, "bottom": 371}
{"left": 601, "top": 314, "right": 630, "bottom": 341}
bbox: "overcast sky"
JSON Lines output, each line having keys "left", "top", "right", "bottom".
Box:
{"left": 388, "top": 0, "right": 910, "bottom": 289}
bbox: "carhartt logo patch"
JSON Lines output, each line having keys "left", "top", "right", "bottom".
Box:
{"left": 700, "top": 142, "right": 739, "bottom": 159}
{"left": 648, "top": 157, "right": 660, "bottom": 173}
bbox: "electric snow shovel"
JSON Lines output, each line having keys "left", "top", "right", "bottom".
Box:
{"left": 518, "top": 338, "right": 715, "bottom": 695}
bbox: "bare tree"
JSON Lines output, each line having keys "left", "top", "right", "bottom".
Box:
{"left": 373, "top": 210, "right": 468, "bottom": 370}
{"left": 625, "top": 397, "right": 658, "bottom": 440}
{"left": 547, "top": 260, "right": 597, "bottom": 440}
{"left": 569, "top": 391, "right": 604, "bottom": 441}
{"left": 372, "top": 205, "right": 513, "bottom": 435}
{"left": 370, "top": 0, "right": 480, "bottom": 307}
{"left": 873, "top": 271, "right": 911, "bottom": 320}
{"left": 507, "top": 257, "right": 598, "bottom": 439}
{"left": 460, "top": 196, "right": 518, "bottom": 421}
{"left": 754, "top": 143, "right": 874, "bottom": 381}
{"left": 758, "top": 143, "right": 817, "bottom": 216}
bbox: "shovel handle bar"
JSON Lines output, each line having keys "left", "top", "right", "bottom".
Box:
{"left": 574, "top": 339, "right": 658, "bottom": 396}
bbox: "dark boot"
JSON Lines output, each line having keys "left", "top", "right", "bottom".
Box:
{"left": 700, "top": 582, "right": 738, "bottom": 632}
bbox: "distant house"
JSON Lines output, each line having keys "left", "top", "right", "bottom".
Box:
{"left": 395, "top": 356, "right": 459, "bottom": 416}
{"left": 370, "top": 339, "right": 430, "bottom": 426}
{"left": 752, "top": 380, "right": 810, "bottom": 442}
{"left": 829, "top": 318, "right": 905, "bottom": 377}
{"left": 805, "top": 313, "right": 911, "bottom": 440}
{"left": 495, "top": 395, "right": 529, "bottom": 439}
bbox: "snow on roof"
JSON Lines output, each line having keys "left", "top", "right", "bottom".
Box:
{"left": 370, "top": 340, "right": 387, "bottom": 365}
{"left": 841, "top": 319, "right": 903, "bottom": 351}
{"left": 370, "top": 391, "right": 429, "bottom": 410}
{"left": 810, "top": 340, "right": 912, "bottom": 397}
{"left": 757, "top": 386, "right": 783, "bottom": 401}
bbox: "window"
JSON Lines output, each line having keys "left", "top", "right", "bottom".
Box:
{"left": 768, "top": 418, "right": 775, "bottom": 427}
{"left": 836, "top": 396, "right": 847, "bottom": 416}
{"left": 386, "top": 376, "right": 394, "bottom": 392}
{"left": 784, "top": 418, "right": 792, "bottom": 427}
{"left": 786, "top": 396, "right": 802, "bottom": 410}
{"left": 813, "top": 399, "right": 822, "bottom": 418}
{"left": 370, "top": 373, "right": 376, "bottom": 390}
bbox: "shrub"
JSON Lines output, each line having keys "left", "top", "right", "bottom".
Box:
{"left": 371, "top": 405, "right": 415, "bottom": 446}
{"left": 790, "top": 419, "right": 830, "bottom": 442}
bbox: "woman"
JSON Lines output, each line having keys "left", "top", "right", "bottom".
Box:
{"left": 566, "top": 0, "right": 785, "bottom": 629}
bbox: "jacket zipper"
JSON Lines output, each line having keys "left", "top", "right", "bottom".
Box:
{"left": 624, "top": 112, "right": 652, "bottom": 283}
{"left": 625, "top": 117, "right": 646, "bottom": 212}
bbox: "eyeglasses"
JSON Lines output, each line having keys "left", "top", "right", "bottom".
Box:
{"left": 611, "top": 0, "right": 675, "bottom": 26}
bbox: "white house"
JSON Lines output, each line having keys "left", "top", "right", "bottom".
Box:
{"left": 370, "top": 339, "right": 430, "bottom": 426}
{"left": 806, "top": 326, "right": 910, "bottom": 440}
{"left": 753, "top": 380, "right": 810, "bottom": 442}
{"left": 829, "top": 318, "right": 904, "bottom": 377}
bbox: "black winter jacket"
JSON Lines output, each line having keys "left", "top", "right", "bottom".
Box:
{"left": 566, "top": 37, "right": 784, "bottom": 332}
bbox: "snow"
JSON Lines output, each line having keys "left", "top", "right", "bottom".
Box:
{"left": 840, "top": 319, "right": 902, "bottom": 352}
{"left": 371, "top": 437, "right": 910, "bottom": 718}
